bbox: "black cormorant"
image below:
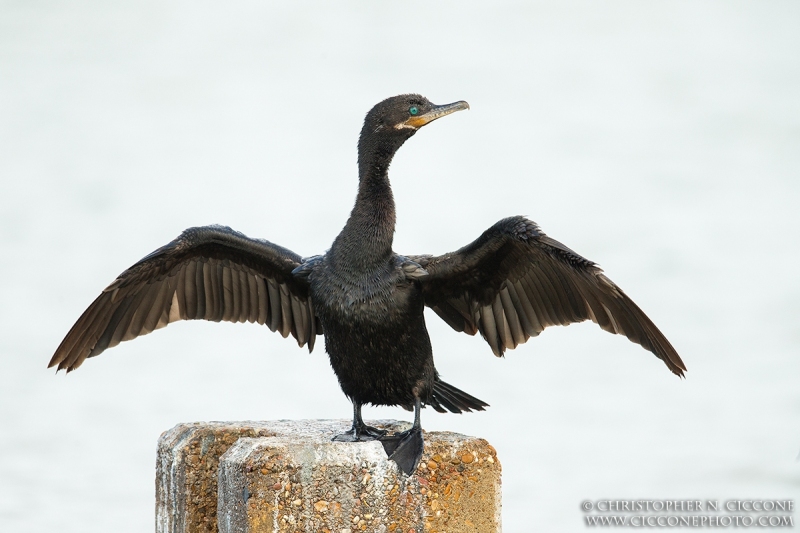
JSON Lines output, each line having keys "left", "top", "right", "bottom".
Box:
{"left": 50, "top": 94, "right": 686, "bottom": 475}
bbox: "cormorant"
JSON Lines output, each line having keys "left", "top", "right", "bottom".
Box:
{"left": 50, "top": 94, "right": 686, "bottom": 475}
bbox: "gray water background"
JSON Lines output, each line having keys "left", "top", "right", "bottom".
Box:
{"left": 1, "top": 1, "right": 799, "bottom": 531}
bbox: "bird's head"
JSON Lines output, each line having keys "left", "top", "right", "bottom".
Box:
{"left": 359, "top": 94, "right": 469, "bottom": 156}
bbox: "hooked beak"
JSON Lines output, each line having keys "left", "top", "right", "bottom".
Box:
{"left": 400, "top": 100, "right": 470, "bottom": 129}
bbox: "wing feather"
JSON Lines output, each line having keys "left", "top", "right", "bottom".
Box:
{"left": 222, "top": 263, "right": 235, "bottom": 322}
{"left": 142, "top": 276, "right": 171, "bottom": 334}
{"left": 239, "top": 269, "right": 251, "bottom": 323}
{"left": 492, "top": 296, "right": 513, "bottom": 353}
{"left": 513, "top": 279, "right": 543, "bottom": 335}
{"left": 408, "top": 216, "right": 686, "bottom": 376}
{"left": 175, "top": 263, "right": 189, "bottom": 321}
{"left": 278, "top": 283, "right": 292, "bottom": 338}
{"left": 255, "top": 276, "right": 268, "bottom": 325}
{"left": 192, "top": 260, "right": 205, "bottom": 320}
{"left": 522, "top": 271, "right": 558, "bottom": 328}
{"left": 267, "top": 279, "right": 281, "bottom": 333}
{"left": 50, "top": 225, "right": 320, "bottom": 372}
{"left": 499, "top": 287, "right": 525, "bottom": 347}
{"left": 479, "top": 304, "right": 500, "bottom": 355}
{"left": 211, "top": 260, "right": 225, "bottom": 322}
{"left": 506, "top": 280, "right": 538, "bottom": 338}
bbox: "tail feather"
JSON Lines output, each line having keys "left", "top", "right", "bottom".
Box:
{"left": 427, "top": 380, "right": 489, "bottom": 414}
{"left": 429, "top": 389, "right": 460, "bottom": 413}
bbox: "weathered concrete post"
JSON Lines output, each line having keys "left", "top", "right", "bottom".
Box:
{"left": 156, "top": 420, "right": 501, "bottom": 533}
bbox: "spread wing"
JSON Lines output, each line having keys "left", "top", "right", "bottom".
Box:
{"left": 408, "top": 216, "right": 685, "bottom": 376}
{"left": 50, "top": 225, "right": 320, "bottom": 372}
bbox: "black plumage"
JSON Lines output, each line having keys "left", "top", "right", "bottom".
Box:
{"left": 50, "top": 94, "right": 685, "bottom": 475}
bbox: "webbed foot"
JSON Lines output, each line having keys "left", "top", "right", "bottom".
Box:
{"left": 380, "top": 427, "right": 424, "bottom": 475}
{"left": 332, "top": 424, "right": 387, "bottom": 442}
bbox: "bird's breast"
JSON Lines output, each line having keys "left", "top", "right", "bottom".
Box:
{"left": 309, "top": 265, "right": 420, "bottom": 326}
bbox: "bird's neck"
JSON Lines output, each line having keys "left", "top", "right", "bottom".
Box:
{"left": 331, "top": 146, "right": 397, "bottom": 273}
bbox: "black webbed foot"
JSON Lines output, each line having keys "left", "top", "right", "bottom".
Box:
{"left": 332, "top": 423, "right": 387, "bottom": 442}
{"left": 334, "top": 402, "right": 389, "bottom": 442}
{"left": 380, "top": 427, "right": 424, "bottom": 475}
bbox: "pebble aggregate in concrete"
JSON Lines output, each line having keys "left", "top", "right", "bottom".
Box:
{"left": 156, "top": 420, "right": 501, "bottom": 533}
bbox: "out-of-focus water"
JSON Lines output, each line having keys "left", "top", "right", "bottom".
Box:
{"left": 1, "top": 2, "right": 799, "bottom": 531}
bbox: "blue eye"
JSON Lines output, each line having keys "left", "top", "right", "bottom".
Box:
{"left": 409, "top": 106, "right": 419, "bottom": 115}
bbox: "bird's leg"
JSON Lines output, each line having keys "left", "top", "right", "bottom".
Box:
{"left": 354, "top": 403, "right": 389, "bottom": 439}
{"left": 379, "top": 397, "right": 424, "bottom": 475}
{"left": 332, "top": 401, "right": 387, "bottom": 442}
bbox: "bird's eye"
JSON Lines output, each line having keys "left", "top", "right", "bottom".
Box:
{"left": 409, "top": 106, "right": 419, "bottom": 116}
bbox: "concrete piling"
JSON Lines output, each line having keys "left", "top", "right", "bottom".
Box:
{"left": 156, "top": 420, "right": 501, "bottom": 533}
